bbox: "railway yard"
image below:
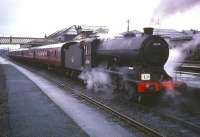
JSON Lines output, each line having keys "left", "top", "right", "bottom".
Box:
{"left": 0, "top": 56, "right": 200, "bottom": 137}
{"left": 1, "top": 0, "right": 200, "bottom": 136}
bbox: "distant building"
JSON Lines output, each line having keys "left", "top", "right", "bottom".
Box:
{"left": 47, "top": 25, "right": 109, "bottom": 42}
{"left": 20, "top": 25, "right": 109, "bottom": 48}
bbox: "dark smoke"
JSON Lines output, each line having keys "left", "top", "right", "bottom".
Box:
{"left": 154, "top": 0, "right": 200, "bottom": 18}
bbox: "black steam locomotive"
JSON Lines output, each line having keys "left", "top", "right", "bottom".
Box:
{"left": 9, "top": 28, "right": 178, "bottom": 102}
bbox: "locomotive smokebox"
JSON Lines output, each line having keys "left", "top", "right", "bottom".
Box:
{"left": 143, "top": 27, "right": 154, "bottom": 35}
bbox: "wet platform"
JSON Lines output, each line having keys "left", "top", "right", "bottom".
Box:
{"left": 0, "top": 64, "right": 88, "bottom": 137}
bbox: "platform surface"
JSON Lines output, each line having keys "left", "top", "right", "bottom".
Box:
{"left": 1, "top": 64, "right": 88, "bottom": 137}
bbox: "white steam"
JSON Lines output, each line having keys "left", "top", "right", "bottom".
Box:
{"left": 164, "top": 33, "right": 200, "bottom": 77}
{"left": 79, "top": 68, "right": 112, "bottom": 92}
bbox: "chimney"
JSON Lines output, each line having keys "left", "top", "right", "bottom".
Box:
{"left": 143, "top": 27, "right": 154, "bottom": 35}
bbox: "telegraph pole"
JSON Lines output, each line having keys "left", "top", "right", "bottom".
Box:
{"left": 127, "top": 19, "right": 130, "bottom": 32}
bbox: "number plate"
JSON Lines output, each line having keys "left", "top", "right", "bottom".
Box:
{"left": 141, "top": 73, "right": 151, "bottom": 80}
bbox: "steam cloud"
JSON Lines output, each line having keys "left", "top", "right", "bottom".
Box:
{"left": 153, "top": 0, "right": 200, "bottom": 19}
{"left": 164, "top": 33, "right": 200, "bottom": 77}
{"left": 79, "top": 68, "right": 112, "bottom": 92}
{"left": 163, "top": 33, "right": 200, "bottom": 99}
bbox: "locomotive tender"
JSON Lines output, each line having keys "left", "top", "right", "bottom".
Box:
{"left": 8, "top": 28, "right": 176, "bottom": 102}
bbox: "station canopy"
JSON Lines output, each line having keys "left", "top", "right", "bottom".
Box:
{"left": 48, "top": 25, "right": 109, "bottom": 39}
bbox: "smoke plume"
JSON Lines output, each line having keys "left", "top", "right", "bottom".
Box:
{"left": 154, "top": 0, "right": 200, "bottom": 18}
{"left": 164, "top": 33, "right": 200, "bottom": 77}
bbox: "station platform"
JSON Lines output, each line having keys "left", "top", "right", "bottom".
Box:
{"left": 0, "top": 64, "right": 88, "bottom": 137}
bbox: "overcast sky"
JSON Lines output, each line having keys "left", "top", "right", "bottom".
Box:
{"left": 0, "top": 0, "right": 200, "bottom": 37}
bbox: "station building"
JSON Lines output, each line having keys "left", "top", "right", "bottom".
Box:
{"left": 20, "top": 25, "right": 108, "bottom": 48}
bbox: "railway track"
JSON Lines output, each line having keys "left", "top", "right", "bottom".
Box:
{"left": 10, "top": 60, "right": 200, "bottom": 137}
{"left": 178, "top": 64, "right": 200, "bottom": 73}
{"left": 54, "top": 71, "right": 200, "bottom": 136}
{"left": 174, "top": 70, "right": 200, "bottom": 89}
{"left": 43, "top": 74, "right": 200, "bottom": 137}
{"left": 131, "top": 102, "right": 200, "bottom": 135}
{"left": 175, "top": 71, "right": 200, "bottom": 77}
{"left": 46, "top": 75, "right": 164, "bottom": 137}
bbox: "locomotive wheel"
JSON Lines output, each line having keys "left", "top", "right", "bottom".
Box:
{"left": 70, "top": 70, "right": 74, "bottom": 78}
{"left": 176, "top": 82, "right": 187, "bottom": 92}
{"left": 137, "top": 95, "right": 143, "bottom": 103}
{"left": 111, "top": 76, "right": 120, "bottom": 93}
{"left": 124, "top": 82, "right": 136, "bottom": 100}
{"left": 65, "top": 70, "right": 70, "bottom": 77}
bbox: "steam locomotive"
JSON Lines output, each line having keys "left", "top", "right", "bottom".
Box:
{"left": 8, "top": 28, "right": 180, "bottom": 102}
